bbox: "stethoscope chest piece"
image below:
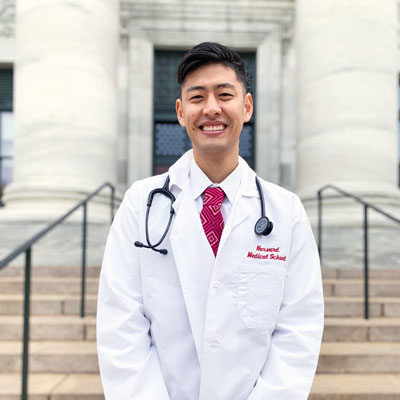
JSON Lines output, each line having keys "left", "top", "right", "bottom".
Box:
{"left": 254, "top": 216, "right": 273, "bottom": 236}
{"left": 254, "top": 176, "right": 274, "bottom": 236}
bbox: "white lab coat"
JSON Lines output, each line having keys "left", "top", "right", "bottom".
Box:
{"left": 97, "top": 150, "right": 324, "bottom": 400}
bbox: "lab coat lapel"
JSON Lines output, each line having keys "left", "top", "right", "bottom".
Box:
{"left": 218, "top": 187, "right": 251, "bottom": 253}
{"left": 169, "top": 171, "right": 214, "bottom": 362}
{"left": 218, "top": 160, "right": 258, "bottom": 253}
{"left": 167, "top": 152, "right": 259, "bottom": 358}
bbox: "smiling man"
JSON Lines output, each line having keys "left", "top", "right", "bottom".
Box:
{"left": 176, "top": 61, "right": 253, "bottom": 183}
{"left": 97, "top": 42, "right": 324, "bottom": 400}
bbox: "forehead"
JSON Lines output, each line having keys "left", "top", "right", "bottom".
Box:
{"left": 181, "top": 63, "right": 241, "bottom": 90}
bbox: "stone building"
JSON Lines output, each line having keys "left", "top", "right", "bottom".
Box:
{"left": 0, "top": 0, "right": 399, "bottom": 268}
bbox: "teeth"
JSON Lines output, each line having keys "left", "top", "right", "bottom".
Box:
{"left": 202, "top": 125, "right": 225, "bottom": 131}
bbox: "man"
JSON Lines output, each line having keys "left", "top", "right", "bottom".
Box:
{"left": 97, "top": 42, "right": 324, "bottom": 400}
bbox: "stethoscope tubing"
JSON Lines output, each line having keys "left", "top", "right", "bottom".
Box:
{"left": 135, "top": 175, "right": 273, "bottom": 255}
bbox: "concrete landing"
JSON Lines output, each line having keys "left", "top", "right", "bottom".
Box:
{"left": 0, "top": 373, "right": 103, "bottom": 400}
{"left": 310, "top": 374, "right": 400, "bottom": 400}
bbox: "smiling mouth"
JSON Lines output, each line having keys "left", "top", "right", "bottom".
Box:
{"left": 201, "top": 124, "right": 226, "bottom": 132}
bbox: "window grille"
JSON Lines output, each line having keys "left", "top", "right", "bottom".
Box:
{"left": 153, "top": 50, "right": 256, "bottom": 175}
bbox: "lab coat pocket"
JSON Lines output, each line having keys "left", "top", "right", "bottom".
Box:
{"left": 237, "top": 264, "right": 286, "bottom": 330}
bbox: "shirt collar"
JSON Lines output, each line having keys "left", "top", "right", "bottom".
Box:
{"left": 189, "top": 157, "right": 242, "bottom": 205}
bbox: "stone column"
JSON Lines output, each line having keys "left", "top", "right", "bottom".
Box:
{"left": 128, "top": 28, "right": 153, "bottom": 184}
{"left": 296, "top": 0, "right": 400, "bottom": 267}
{"left": 3, "top": 0, "right": 119, "bottom": 218}
{"left": 256, "top": 29, "right": 283, "bottom": 184}
{"left": 280, "top": 36, "right": 297, "bottom": 192}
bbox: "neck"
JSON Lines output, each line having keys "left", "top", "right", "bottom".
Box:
{"left": 193, "top": 150, "right": 239, "bottom": 183}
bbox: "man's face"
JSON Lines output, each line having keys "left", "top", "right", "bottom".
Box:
{"left": 176, "top": 63, "right": 253, "bottom": 161}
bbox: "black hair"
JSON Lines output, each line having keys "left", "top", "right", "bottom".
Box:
{"left": 177, "top": 42, "right": 249, "bottom": 93}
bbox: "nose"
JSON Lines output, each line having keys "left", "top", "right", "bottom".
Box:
{"left": 203, "top": 95, "right": 221, "bottom": 116}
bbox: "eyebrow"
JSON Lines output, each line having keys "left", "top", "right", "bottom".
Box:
{"left": 185, "top": 82, "right": 236, "bottom": 93}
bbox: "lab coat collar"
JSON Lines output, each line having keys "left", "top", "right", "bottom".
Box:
{"left": 238, "top": 157, "right": 259, "bottom": 199}
{"left": 189, "top": 157, "right": 242, "bottom": 206}
{"left": 167, "top": 150, "right": 193, "bottom": 214}
{"left": 168, "top": 150, "right": 193, "bottom": 191}
{"left": 168, "top": 149, "right": 259, "bottom": 199}
{"left": 189, "top": 158, "right": 212, "bottom": 201}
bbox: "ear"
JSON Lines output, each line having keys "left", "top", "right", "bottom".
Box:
{"left": 176, "top": 98, "right": 185, "bottom": 127}
{"left": 243, "top": 93, "right": 254, "bottom": 123}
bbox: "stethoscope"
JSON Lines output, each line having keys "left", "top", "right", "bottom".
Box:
{"left": 134, "top": 175, "right": 273, "bottom": 255}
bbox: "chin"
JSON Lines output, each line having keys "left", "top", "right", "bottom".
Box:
{"left": 195, "top": 143, "right": 236, "bottom": 158}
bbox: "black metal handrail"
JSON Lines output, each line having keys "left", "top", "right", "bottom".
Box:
{"left": 0, "top": 182, "right": 115, "bottom": 400}
{"left": 317, "top": 184, "right": 400, "bottom": 320}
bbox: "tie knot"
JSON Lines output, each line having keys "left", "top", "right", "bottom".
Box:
{"left": 203, "top": 186, "right": 225, "bottom": 206}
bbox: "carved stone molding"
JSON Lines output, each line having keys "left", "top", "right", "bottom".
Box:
{"left": 0, "top": 0, "right": 15, "bottom": 38}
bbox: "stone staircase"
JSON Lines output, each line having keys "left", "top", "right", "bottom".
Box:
{"left": 310, "top": 268, "right": 400, "bottom": 400}
{"left": 0, "top": 266, "right": 102, "bottom": 400}
{"left": 0, "top": 266, "right": 400, "bottom": 399}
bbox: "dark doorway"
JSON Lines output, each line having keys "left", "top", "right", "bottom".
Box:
{"left": 153, "top": 50, "right": 256, "bottom": 175}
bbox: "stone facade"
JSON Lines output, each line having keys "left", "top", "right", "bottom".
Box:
{"left": 297, "top": 0, "right": 400, "bottom": 268}
{"left": 0, "top": 0, "right": 399, "bottom": 268}
{"left": 0, "top": 0, "right": 15, "bottom": 62}
{"left": 120, "top": 0, "right": 296, "bottom": 187}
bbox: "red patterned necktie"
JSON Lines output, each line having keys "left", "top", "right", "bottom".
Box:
{"left": 200, "top": 187, "right": 225, "bottom": 256}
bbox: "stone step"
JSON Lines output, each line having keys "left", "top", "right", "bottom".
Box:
{"left": 3, "top": 315, "right": 399, "bottom": 343}
{"left": 1, "top": 266, "right": 398, "bottom": 282}
{"left": 4, "top": 278, "right": 400, "bottom": 298}
{"left": 0, "top": 373, "right": 103, "bottom": 400}
{"left": 1, "top": 294, "right": 399, "bottom": 318}
{"left": 310, "top": 374, "right": 400, "bottom": 400}
{"left": 0, "top": 265, "right": 101, "bottom": 278}
{"left": 0, "top": 316, "right": 96, "bottom": 341}
{"left": 2, "top": 315, "right": 399, "bottom": 343}
{"left": 323, "top": 279, "right": 400, "bottom": 297}
{"left": 4, "top": 276, "right": 400, "bottom": 298}
{"left": 3, "top": 315, "right": 398, "bottom": 343}
{"left": 0, "top": 294, "right": 97, "bottom": 316}
{"left": 323, "top": 318, "right": 400, "bottom": 342}
{"left": 0, "top": 341, "right": 99, "bottom": 373}
{"left": 322, "top": 268, "right": 400, "bottom": 280}
{"left": 0, "top": 277, "right": 99, "bottom": 295}
{"left": 3, "top": 341, "right": 400, "bottom": 375}
{"left": 4, "top": 266, "right": 399, "bottom": 280}
{"left": 2, "top": 373, "right": 400, "bottom": 400}
{"left": 317, "top": 342, "right": 400, "bottom": 373}
{"left": 324, "top": 297, "right": 400, "bottom": 317}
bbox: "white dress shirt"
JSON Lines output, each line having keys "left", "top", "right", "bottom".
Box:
{"left": 189, "top": 157, "right": 243, "bottom": 222}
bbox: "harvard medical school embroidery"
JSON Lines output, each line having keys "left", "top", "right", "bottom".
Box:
{"left": 247, "top": 245, "right": 287, "bottom": 261}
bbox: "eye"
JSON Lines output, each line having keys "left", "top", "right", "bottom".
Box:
{"left": 189, "top": 95, "right": 203, "bottom": 101}
{"left": 220, "top": 92, "right": 233, "bottom": 98}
